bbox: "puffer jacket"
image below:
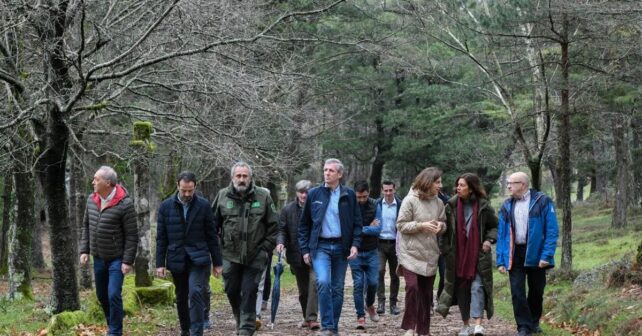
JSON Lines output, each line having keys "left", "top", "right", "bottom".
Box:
{"left": 213, "top": 182, "right": 278, "bottom": 266}
{"left": 79, "top": 184, "right": 138, "bottom": 265}
{"left": 396, "top": 189, "right": 446, "bottom": 277}
{"left": 156, "top": 193, "right": 222, "bottom": 273}
{"left": 436, "top": 195, "right": 498, "bottom": 319}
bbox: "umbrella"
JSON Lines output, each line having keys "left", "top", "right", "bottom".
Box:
{"left": 270, "top": 251, "right": 285, "bottom": 328}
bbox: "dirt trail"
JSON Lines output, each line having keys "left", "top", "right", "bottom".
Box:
{"left": 158, "top": 270, "right": 518, "bottom": 336}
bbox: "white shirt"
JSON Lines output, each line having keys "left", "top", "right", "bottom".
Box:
{"left": 379, "top": 198, "right": 398, "bottom": 240}
{"left": 513, "top": 190, "right": 530, "bottom": 244}
{"left": 99, "top": 187, "right": 117, "bottom": 211}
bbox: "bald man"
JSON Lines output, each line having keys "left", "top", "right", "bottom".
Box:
{"left": 496, "top": 172, "right": 559, "bottom": 336}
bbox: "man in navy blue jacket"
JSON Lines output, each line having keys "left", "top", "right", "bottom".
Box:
{"left": 156, "top": 171, "right": 222, "bottom": 336}
{"left": 496, "top": 172, "right": 558, "bottom": 336}
{"left": 298, "top": 158, "right": 362, "bottom": 336}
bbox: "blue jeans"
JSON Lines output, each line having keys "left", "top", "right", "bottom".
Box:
{"left": 349, "top": 249, "right": 379, "bottom": 317}
{"left": 313, "top": 240, "right": 349, "bottom": 332}
{"left": 173, "top": 263, "right": 209, "bottom": 336}
{"left": 93, "top": 257, "right": 124, "bottom": 336}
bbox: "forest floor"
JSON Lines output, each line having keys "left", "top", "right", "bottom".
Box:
{"left": 157, "top": 270, "right": 518, "bottom": 336}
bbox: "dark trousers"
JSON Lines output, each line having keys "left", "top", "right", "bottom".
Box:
{"left": 263, "top": 252, "right": 273, "bottom": 302}
{"left": 437, "top": 254, "right": 445, "bottom": 299}
{"left": 377, "top": 240, "right": 399, "bottom": 305}
{"left": 223, "top": 258, "right": 265, "bottom": 333}
{"left": 172, "top": 263, "right": 209, "bottom": 336}
{"left": 93, "top": 257, "right": 124, "bottom": 336}
{"left": 509, "top": 245, "right": 547, "bottom": 333}
{"left": 401, "top": 268, "right": 435, "bottom": 335}
{"left": 291, "top": 263, "right": 318, "bottom": 321}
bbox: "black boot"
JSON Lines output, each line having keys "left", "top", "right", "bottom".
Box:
{"left": 390, "top": 303, "right": 400, "bottom": 315}
{"left": 377, "top": 301, "right": 385, "bottom": 315}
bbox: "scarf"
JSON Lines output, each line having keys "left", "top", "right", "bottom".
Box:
{"left": 456, "top": 197, "right": 480, "bottom": 287}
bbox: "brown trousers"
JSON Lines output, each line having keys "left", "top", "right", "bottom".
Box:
{"left": 401, "top": 269, "right": 435, "bottom": 335}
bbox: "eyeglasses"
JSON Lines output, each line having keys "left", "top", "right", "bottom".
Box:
{"left": 506, "top": 181, "right": 523, "bottom": 185}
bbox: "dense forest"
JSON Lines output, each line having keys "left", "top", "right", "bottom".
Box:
{"left": 0, "top": 0, "right": 640, "bottom": 320}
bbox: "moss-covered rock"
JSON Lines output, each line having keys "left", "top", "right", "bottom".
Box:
{"left": 209, "top": 276, "right": 224, "bottom": 295}
{"left": 134, "top": 279, "right": 175, "bottom": 305}
{"left": 47, "top": 310, "right": 89, "bottom": 335}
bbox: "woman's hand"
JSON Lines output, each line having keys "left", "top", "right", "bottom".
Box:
{"left": 421, "top": 220, "right": 441, "bottom": 234}
{"left": 482, "top": 240, "right": 492, "bottom": 252}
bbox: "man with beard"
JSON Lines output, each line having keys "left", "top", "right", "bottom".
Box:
{"left": 156, "top": 171, "right": 223, "bottom": 336}
{"left": 212, "top": 162, "right": 278, "bottom": 336}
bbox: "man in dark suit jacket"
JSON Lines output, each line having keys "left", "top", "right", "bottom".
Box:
{"left": 156, "top": 171, "right": 223, "bottom": 336}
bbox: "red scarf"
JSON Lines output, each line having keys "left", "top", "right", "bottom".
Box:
{"left": 456, "top": 197, "right": 479, "bottom": 287}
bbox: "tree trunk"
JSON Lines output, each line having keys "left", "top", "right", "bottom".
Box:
{"left": 0, "top": 174, "right": 14, "bottom": 275}
{"left": 631, "top": 114, "right": 642, "bottom": 206}
{"left": 558, "top": 16, "right": 573, "bottom": 271}
{"left": 133, "top": 159, "right": 153, "bottom": 287}
{"left": 8, "top": 164, "right": 36, "bottom": 300}
{"left": 611, "top": 112, "right": 629, "bottom": 228}
{"left": 30, "top": 210, "right": 46, "bottom": 270}
{"left": 591, "top": 138, "right": 609, "bottom": 201}
{"left": 42, "top": 112, "right": 80, "bottom": 312}
{"left": 528, "top": 159, "right": 543, "bottom": 192}
{"left": 70, "top": 155, "right": 92, "bottom": 289}
{"left": 576, "top": 175, "right": 585, "bottom": 202}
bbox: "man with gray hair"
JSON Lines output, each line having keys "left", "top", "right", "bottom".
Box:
{"left": 298, "top": 158, "right": 362, "bottom": 335}
{"left": 276, "top": 179, "right": 320, "bottom": 330}
{"left": 212, "top": 162, "right": 278, "bottom": 336}
{"left": 80, "top": 166, "right": 138, "bottom": 336}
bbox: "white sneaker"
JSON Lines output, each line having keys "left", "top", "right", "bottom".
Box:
{"left": 403, "top": 330, "right": 415, "bottom": 336}
{"left": 458, "top": 325, "right": 473, "bottom": 336}
{"left": 473, "top": 325, "right": 485, "bottom": 336}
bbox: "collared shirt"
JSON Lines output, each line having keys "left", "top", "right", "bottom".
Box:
{"left": 320, "top": 184, "right": 341, "bottom": 238}
{"left": 99, "top": 187, "right": 117, "bottom": 211}
{"left": 379, "top": 197, "right": 398, "bottom": 240}
{"left": 177, "top": 194, "right": 191, "bottom": 220}
{"left": 514, "top": 190, "right": 531, "bottom": 244}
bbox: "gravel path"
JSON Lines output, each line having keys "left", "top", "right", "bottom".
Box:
{"left": 158, "top": 270, "right": 518, "bottom": 336}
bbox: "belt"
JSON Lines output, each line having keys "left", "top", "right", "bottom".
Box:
{"left": 319, "top": 237, "right": 342, "bottom": 243}
{"left": 379, "top": 239, "right": 396, "bottom": 243}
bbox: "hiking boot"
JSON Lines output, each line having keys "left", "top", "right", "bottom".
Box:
{"left": 377, "top": 301, "right": 386, "bottom": 315}
{"left": 533, "top": 325, "right": 543, "bottom": 333}
{"left": 458, "top": 325, "right": 473, "bottom": 336}
{"left": 390, "top": 304, "right": 401, "bottom": 315}
{"left": 255, "top": 318, "right": 262, "bottom": 331}
{"left": 366, "top": 305, "right": 380, "bottom": 322}
{"left": 299, "top": 321, "right": 309, "bottom": 328}
{"left": 356, "top": 316, "right": 366, "bottom": 330}
{"left": 473, "top": 325, "right": 485, "bottom": 336}
{"left": 309, "top": 321, "right": 320, "bottom": 330}
{"left": 516, "top": 329, "right": 531, "bottom": 336}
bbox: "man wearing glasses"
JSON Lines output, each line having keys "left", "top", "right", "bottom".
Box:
{"left": 276, "top": 180, "right": 320, "bottom": 330}
{"left": 496, "top": 172, "right": 559, "bottom": 336}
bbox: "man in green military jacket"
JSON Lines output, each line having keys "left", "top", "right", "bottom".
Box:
{"left": 212, "top": 161, "right": 278, "bottom": 336}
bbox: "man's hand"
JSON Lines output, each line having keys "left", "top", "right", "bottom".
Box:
{"left": 212, "top": 266, "right": 223, "bottom": 278}
{"left": 276, "top": 244, "right": 285, "bottom": 253}
{"left": 303, "top": 253, "right": 311, "bottom": 265}
{"left": 498, "top": 266, "right": 507, "bottom": 274}
{"left": 80, "top": 253, "right": 89, "bottom": 265}
{"left": 121, "top": 263, "right": 133, "bottom": 275}
{"left": 370, "top": 219, "right": 380, "bottom": 226}
{"left": 482, "top": 240, "right": 492, "bottom": 252}
{"left": 538, "top": 260, "right": 550, "bottom": 268}
{"left": 156, "top": 267, "right": 167, "bottom": 278}
{"left": 347, "top": 246, "right": 358, "bottom": 260}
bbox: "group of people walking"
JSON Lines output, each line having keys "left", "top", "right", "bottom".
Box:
{"left": 79, "top": 159, "right": 558, "bottom": 336}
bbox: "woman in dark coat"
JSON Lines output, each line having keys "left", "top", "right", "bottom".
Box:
{"left": 436, "top": 173, "right": 498, "bottom": 336}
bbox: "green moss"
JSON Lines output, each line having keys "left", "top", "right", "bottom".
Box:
{"left": 47, "top": 310, "right": 89, "bottom": 335}
{"left": 209, "top": 276, "right": 224, "bottom": 295}
{"left": 134, "top": 280, "right": 175, "bottom": 305}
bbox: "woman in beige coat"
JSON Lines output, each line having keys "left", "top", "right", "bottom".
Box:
{"left": 397, "top": 167, "right": 447, "bottom": 336}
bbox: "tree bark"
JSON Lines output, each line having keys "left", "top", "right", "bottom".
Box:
{"left": 0, "top": 174, "right": 14, "bottom": 275}
{"left": 611, "top": 112, "right": 629, "bottom": 228}
{"left": 133, "top": 159, "right": 153, "bottom": 287}
{"left": 30, "top": 210, "right": 46, "bottom": 270}
{"left": 8, "top": 163, "right": 36, "bottom": 300}
{"left": 70, "top": 155, "right": 92, "bottom": 289}
{"left": 558, "top": 14, "right": 573, "bottom": 271}
{"left": 631, "top": 114, "right": 642, "bottom": 206}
